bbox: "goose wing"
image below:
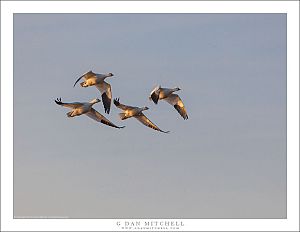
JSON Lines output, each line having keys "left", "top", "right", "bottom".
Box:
{"left": 95, "top": 81, "right": 112, "bottom": 114}
{"left": 164, "top": 94, "right": 188, "bottom": 120}
{"left": 149, "top": 86, "right": 160, "bottom": 104}
{"left": 73, "top": 71, "right": 95, "bottom": 87}
{"left": 86, "top": 108, "right": 125, "bottom": 129}
{"left": 135, "top": 113, "right": 169, "bottom": 133}
{"left": 113, "top": 98, "right": 135, "bottom": 110}
{"left": 54, "top": 98, "right": 83, "bottom": 109}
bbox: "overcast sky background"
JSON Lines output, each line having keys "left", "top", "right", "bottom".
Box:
{"left": 14, "top": 13, "right": 286, "bottom": 218}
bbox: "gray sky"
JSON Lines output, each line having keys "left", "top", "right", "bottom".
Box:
{"left": 13, "top": 13, "right": 286, "bottom": 218}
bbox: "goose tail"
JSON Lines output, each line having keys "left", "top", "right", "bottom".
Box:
{"left": 119, "top": 113, "right": 127, "bottom": 120}
{"left": 80, "top": 82, "right": 87, "bottom": 87}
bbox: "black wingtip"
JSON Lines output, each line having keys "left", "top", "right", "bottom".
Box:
{"left": 183, "top": 114, "right": 188, "bottom": 120}
{"left": 54, "top": 98, "right": 63, "bottom": 105}
{"left": 113, "top": 97, "right": 120, "bottom": 106}
{"left": 150, "top": 92, "right": 159, "bottom": 104}
{"left": 174, "top": 104, "right": 188, "bottom": 120}
{"left": 102, "top": 93, "right": 111, "bottom": 114}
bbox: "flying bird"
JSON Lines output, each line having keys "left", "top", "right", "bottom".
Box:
{"left": 149, "top": 86, "right": 188, "bottom": 120}
{"left": 54, "top": 98, "right": 125, "bottom": 129}
{"left": 73, "top": 70, "right": 114, "bottom": 114}
{"left": 113, "top": 98, "right": 169, "bottom": 133}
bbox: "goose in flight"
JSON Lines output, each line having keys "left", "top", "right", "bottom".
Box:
{"left": 73, "top": 70, "right": 114, "bottom": 114}
{"left": 113, "top": 98, "right": 169, "bottom": 133}
{"left": 54, "top": 98, "right": 125, "bottom": 129}
{"left": 149, "top": 86, "right": 188, "bottom": 120}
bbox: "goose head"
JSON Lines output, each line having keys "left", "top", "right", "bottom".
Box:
{"left": 142, "top": 106, "right": 149, "bottom": 111}
{"left": 90, "top": 98, "right": 101, "bottom": 104}
{"left": 107, "top": 72, "right": 114, "bottom": 77}
{"left": 174, "top": 87, "right": 181, "bottom": 91}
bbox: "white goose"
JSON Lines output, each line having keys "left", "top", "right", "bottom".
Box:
{"left": 54, "top": 98, "right": 125, "bottom": 129}
{"left": 113, "top": 98, "right": 169, "bottom": 133}
{"left": 73, "top": 70, "right": 114, "bottom": 114}
{"left": 149, "top": 86, "right": 188, "bottom": 120}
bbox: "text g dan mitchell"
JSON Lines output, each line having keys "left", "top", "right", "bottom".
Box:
{"left": 116, "top": 220, "right": 184, "bottom": 229}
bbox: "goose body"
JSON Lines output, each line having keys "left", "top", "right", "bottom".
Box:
{"left": 149, "top": 86, "right": 188, "bottom": 120}
{"left": 113, "top": 98, "right": 169, "bottom": 133}
{"left": 73, "top": 71, "right": 114, "bottom": 114}
{"left": 55, "top": 98, "right": 124, "bottom": 129}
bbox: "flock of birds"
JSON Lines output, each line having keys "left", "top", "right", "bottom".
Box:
{"left": 55, "top": 70, "right": 188, "bottom": 133}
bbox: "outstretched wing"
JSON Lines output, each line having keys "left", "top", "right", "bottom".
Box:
{"left": 164, "top": 94, "right": 188, "bottom": 120}
{"left": 95, "top": 81, "right": 112, "bottom": 114}
{"left": 135, "top": 113, "right": 169, "bottom": 133}
{"left": 73, "top": 70, "right": 95, "bottom": 87}
{"left": 85, "top": 108, "right": 125, "bottom": 129}
{"left": 149, "top": 85, "right": 160, "bottom": 104}
{"left": 54, "top": 98, "right": 83, "bottom": 109}
{"left": 113, "top": 98, "right": 135, "bottom": 110}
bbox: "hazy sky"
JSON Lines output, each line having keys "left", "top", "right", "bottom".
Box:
{"left": 14, "top": 13, "right": 286, "bottom": 218}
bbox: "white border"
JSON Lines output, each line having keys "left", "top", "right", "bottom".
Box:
{"left": 1, "top": 1, "right": 299, "bottom": 231}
